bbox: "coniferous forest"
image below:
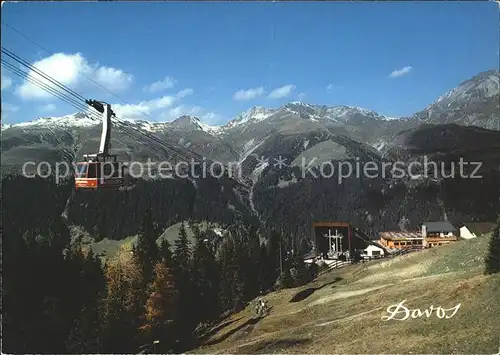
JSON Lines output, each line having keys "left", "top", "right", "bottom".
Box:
{"left": 2, "top": 158, "right": 499, "bottom": 353}
{"left": 2, "top": 176, "right": 316, "bottom": 353}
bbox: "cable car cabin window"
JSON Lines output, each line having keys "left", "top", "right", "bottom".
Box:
{"left": 87, "top": 163, "right": 97, "bottom": 179}
{"left": 114, "top": 163, "right": 124, "bottom": 178}
{"left": 101, "top": 163, "right": 112, "bottom": 178}
{"left": 75, "top": 163, "right": 88, "bottom": 178}
{"left": 104, "top": 163, "right": 122, "bottom": 178}
{"left": 97, "top": 163, "right": 123, "bottom": 178}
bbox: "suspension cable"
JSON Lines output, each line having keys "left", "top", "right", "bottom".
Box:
{"left": 3, "top": 47, "right": 210, "bottom": 165}
{"left": 2, "top": 46, "right": 88, "bottom": 104}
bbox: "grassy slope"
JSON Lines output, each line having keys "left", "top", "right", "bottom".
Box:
{"left": 192, "top": 234, "right": 500, "bottom": 354}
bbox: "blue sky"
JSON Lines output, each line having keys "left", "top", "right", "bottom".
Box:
{"left": 1, "top": 1, "right": 498, "bottom": 125}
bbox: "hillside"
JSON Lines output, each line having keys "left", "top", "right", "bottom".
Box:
{"left": 191, "top": 234, "right": 500, "bottom": 354}
{"left": 2, "top": 69, "right": 499, "bottom": 240}
{"left": 2, "top": 70, "right": 499, "bottom": 168}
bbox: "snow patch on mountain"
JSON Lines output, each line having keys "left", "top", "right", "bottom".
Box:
{"left": 431, "top": 71, "right": 499, "bottom": 108}
{"left": 411, "top": 70, "right": 500, "bottom": 130}
{"left": 169, "top": 115, "right": 223, "bottom": 136}
{"left": 373, "top": 139, "right": 388, "bottom": 152}
{"left": 243, "top": 138, "right": 256, "bottom": 152}
{"left": 197, "top": 120, "right": 223, "bottom": 136}
{"left": 251, "top": 161, "right": 269, "bottom": 183}
{"left": 238, "top": 138, "right": 266, "bottom": 166}
{"left": 226, "top": 106, "right": 276, "bottom": 128}
{"left": 135, "top": 120, "right": 169, "bottom": 133}
{"left": 3, "top": 113, "right": 99, "bottom": 130}
{"left": 324, "top": 105, "right": 389, "bottom": 121}
{"left": 4, "top": 111, "right": 225, "bottom": 137}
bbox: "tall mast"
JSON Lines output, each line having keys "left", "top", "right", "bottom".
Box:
{"left": 84, "top": 99, "right": 114, "bottom": 160}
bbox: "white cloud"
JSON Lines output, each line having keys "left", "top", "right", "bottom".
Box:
{"left": 176, "top": 88, "right": 193, "bottom": 98}
{"left": 113, "top": 95, "right": 176, "bottom": 119}
{"left": 268, "top": 84, "right": 296, "bottom": 99}
{"left": 233, "top": 86, "right": 265, "bottom": 101}
{"left": 1, "top": 75, "right": 13, "bottom": 90}
{"left": 39, "top": 103, "right": 56, "bottom": 112}
{"left": 389, "top": 66, "right": 413, "bottom": 78}
{"left": 326, "top": 83, "right": 343, "bottom": 91}
{"left": 93, "top": 66, "right": 133, "bottom": 91}
{"left": 113, "top": 88, "right": 195, "bottom": 120}
{"left": 143, "top": 76, "right": 177, "bottom": 93}
{"left": 16, "top": 52, "right": 133, "bottom": 100}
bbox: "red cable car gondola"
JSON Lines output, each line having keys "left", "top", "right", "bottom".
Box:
{"left": 74, "top": 99, "right": 127, "bottom": 190}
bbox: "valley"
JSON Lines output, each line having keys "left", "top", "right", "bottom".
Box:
{"left": 2, "top": 69, "right": 500, "bottom": 241}
{"left": 1, "top": 5, "right": 499, "bottom": 352}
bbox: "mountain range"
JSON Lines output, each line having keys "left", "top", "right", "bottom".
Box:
{"left": 2, "top": 69, "right": 499, "bottom": 241}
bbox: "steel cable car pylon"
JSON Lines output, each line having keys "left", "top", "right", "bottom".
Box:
{"left": 74, "top": 99, "right": 127, "bottom": 190}
{"left": 83, "top": 99, "right": 114, "bottom": 162}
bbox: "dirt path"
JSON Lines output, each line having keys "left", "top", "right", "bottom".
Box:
{"left": 315, "top": 306, "right": 385, "bottom": 326}
{"left": 308, "top": 284, "right": 390, "bottom": 307}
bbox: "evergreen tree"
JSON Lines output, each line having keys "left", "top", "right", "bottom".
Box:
{"left": 278, "top": 267, "right": 294, "bottom": 289}
{"left": 218, "top": 235, "right": 237, "bottom": 313}
{"left": 140, "top": 262, "right": 178, "bottom": 352}
{"left": 276, "top": 238, "right": 294, "bottom": 289}
{"left": 266, "top": 230, "right": 282, "bottom": 286}
{"left": 192, "top": 230, "right": 220, "bottom": 323}
{"left": 258, "top": 242, "right": 271, "bottom": 292}
{"left": 134, "top": 207, "right": 159, "bottom": 284}
{"left": 3, "top": 217, "right": 83, "bottom": 354}
{"left": 290, "top": 249, "right": 308, "bottom": 286}
{"left": 171, "top": 221, "right": 196, "bottom": 348}
{"left": 65, "top": 247, "right": 106, "bottom": 353}
{"left": 231, "top": 267, "right": 246, "bottom": 312}
{"left": 484, "top": 216, "right": 500, "bottom": 275}
{"left": 191, "top": 223, "right": 202, "bottom": 243}
{"left": 159, "top": 239, "right": 173, "bottom": 266}
{"left": 102, "top": 250, "right": 144, "bottom": 353}
{"left": 243, "top": 226, "right": 262, "bottom": 300}
{"left": 172, "top": 222, "right": 192, "bottom": 289}
{"left": 66, "top": 303, "right": 104, "bottom": 353}
{"left": 232, "top": 228, "right": 248, "bottom": 312}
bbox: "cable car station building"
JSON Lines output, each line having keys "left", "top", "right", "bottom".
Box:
{"left": 312, "top": 221, "right": 369, "bottom": 259}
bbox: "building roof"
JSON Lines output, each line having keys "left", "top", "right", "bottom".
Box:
{"left": 380, "top": 231, "right": 423, "bottom": 241}
{"left": 463, "top": 222, "right": 497, "bottom": 235}
{"left": 423, "top": 221, "right": 456, "bottom": 233}
{"left": 364, "top": 244, "right": 384, "bottom": 251}
{"left": 303, "top": 249, "right": 317, "bottom": 260}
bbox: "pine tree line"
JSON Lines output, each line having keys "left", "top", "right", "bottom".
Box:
{"left": 2, "top": 207, "right": 317, "bottom": 354}
{"left": 484, "top": 215, "right": 500, "bottom": 275}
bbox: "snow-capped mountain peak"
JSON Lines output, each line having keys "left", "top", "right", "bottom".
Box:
{"left": 169, "top": 115, "right": 222, "bottom": 135}
{"left": 413, "top": 69, "right": 499, "bottom": 129}
{"left": 2, "top": 112, "right": 99, "bottom": 131}
{"left": 430, "top": 70, "right": 499, "bottom": 109}
{"left": 287, "top": 101, "right": 309, "bottom": 106}
{"left": 225, "top": 106, "right": 277, "bottom": 128}
{"left": 324, "top": 105, "right": 387, "bottom": 120}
